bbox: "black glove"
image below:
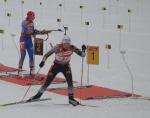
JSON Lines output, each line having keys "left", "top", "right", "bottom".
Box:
{"left": 39, "top": 61, "right": 45, "bottom": 68}
{"left": 82, "top": 44, "right": 87, "bottom": 52}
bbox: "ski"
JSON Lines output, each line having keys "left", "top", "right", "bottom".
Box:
{"left": 79, "top": 103, "right": 98, "bottom": 107}
{"left": 131, "top": 96, "right": 150, "bottom": 101}
{"left": 54, "top": 103, "right": 98, "bottom": 107}
{"left": 0, "top": 98, "right": 52, "bottom": 107}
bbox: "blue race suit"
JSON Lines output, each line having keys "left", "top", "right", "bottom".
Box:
{"left": 18, "top": 20, "right": 36, "bottom": 70}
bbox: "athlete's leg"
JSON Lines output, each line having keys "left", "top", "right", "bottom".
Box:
{"left": 18, "top": 41, "right": 26, "bottom": 70}
{"left": 62, "top": 64, "right": 79, "bottom": 105}
{"left": 27, "top": 63, "right": 60, "bottom": 101}
{"left": 26, "top": 39, "right": 34, "bottom": 74}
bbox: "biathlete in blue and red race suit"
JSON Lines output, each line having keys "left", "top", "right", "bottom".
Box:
{"left": 27, "top": 35, "right": 86, "bottom": 106}
{"left": 18, "top": 11, "right": 44, "bottom": 75}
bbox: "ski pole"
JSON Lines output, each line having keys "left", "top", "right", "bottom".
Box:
{"left": 80, "top": 45, "right": 87, "bottom": 104}
{"left": 21, "top": 68, "right": 41, "bottom": 101}
{"left": 80, "top": 56, "right": 84, "bottom": 104}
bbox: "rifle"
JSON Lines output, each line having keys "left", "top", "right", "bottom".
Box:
{"left": 35, "top": 29, "right": 63, "bottom": 35}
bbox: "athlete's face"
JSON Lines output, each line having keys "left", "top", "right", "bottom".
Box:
{"left": 28, "top": 14, "right": 35, "bottom": 21}
{"left": 62, "top": 43, "right": 71, "bottom": 49}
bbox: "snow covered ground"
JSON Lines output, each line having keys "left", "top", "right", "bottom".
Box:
{"left": 0, "top": 0, "right": 150, "bottom": 118}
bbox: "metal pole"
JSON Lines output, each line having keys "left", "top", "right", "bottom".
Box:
{"left": 128, "top": 14, "right": 131, "bottom": 32}
{"left": 63, "top": 0, "right": 66, "bottom": 11}
{"left": 8, "top": 16, "right": 11, "bottom": 26}
{"left": 56, "top": 0, "right": 59, "bottom": 17}
{"left": 21, "top": 1, "right": 24, "bottom": 20}
{"left": 120, "top": 51, "right": 134, "bottom": 97}
{"left": 117, "top": 25, "right": 123, "bottom": 52}
{"left": 128, "top": 9, "right": 132, "bottom": 32}
{"left": 87, "top": 64, "right": 89, "bottom": 85}
{"left": 116, "top": 0, "right": 119, "bottom": 14}
{"left": 59, "top": 4, "right": 63, "bottom": 20}
{"left": 0, "top": 34, "right": 4, "bottom": 50}
{"left": 40, "top": 2, "right": 43, "bottom": 19}
{"left": 101, "top": 7, "right": 106, "bottom": 28}
{"left": 102, "top": 12, "right": 105, "bottom": 28}
{"left": 118, "top": 29, "right": 122, "bottom": 51}
{"left": 4, "top": 0, "right": 7, "bottom": 16}
{"left": 81, "top": 8, "right": 83, "bottom": 26}
{"left": 0, "top": 30, "right": 4, "bottom": 50}
{"left": 107, "top": 49, "right": 110, "bottom": 69}
{"left": 85, "top": 23, "right": 89, "bottom": 85}
{"left": 80, "top": 57, "right": 84, "bottom": 104}
{"left": 108, "top": 0, "right": 111, "bottom": 15}
{"left": 80, "top": 6, "right": 84, "bottom": 26}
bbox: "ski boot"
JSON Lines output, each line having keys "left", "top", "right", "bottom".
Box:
{"left": 69, "top": 94, "right": 79, "bottom": 106}
{"left": 27, "top": 92, "right": 42, "bottom": 102}
{"left": 18, "top": 68, "right": 23, "bottom": 77}
{"left": 30, "top": 67, "right": 35, "bottom": 75}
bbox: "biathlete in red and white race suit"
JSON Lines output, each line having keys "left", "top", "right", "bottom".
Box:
{"left": 27, "top": 35, "right": 86, "bottom": 106}
{"left": 18, "top": 11, "right": 43, "bottom": 75}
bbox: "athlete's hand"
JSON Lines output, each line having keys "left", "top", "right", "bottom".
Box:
{"left": 82, "top": 44, "right": 86, "bottom": 52}
{"left": 20, "top": 42, "right": 25, "bottom": 49}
